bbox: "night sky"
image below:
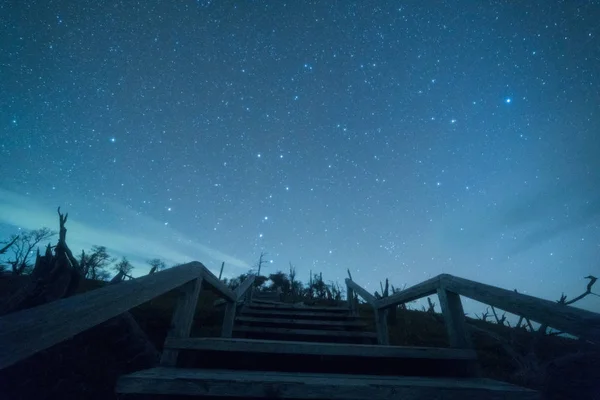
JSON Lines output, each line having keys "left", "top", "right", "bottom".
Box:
{"left": 1, "top": 1, "right": 599, "bottom": 314}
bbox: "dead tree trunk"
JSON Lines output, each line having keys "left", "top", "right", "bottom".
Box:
{"left": 0, "top": 208, "right": 82, "bottom": 316}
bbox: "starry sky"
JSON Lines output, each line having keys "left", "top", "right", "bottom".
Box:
{"left": 1, "top": 1, "right": 599, "bottom": 315}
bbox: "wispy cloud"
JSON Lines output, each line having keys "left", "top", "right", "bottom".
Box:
{"left": 0, "top": 189, "right": 250, "bottom": 275}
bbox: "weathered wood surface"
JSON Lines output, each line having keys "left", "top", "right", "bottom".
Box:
{"left": 116, "top": 368, "right": 540, "bottom": 399}
{"left": 246, "top": 303, "right": 350, "bottom": 312}
{"left": 251, "top": 299, "right": 286, "bottom": 305}
{"left": 234, "top": 326, "right": 378, "bottom": 339}
{"left": 221, "top": 301, "right": 236, "bottom": 338}
{"left": 241, "top": 309, "right": 368, "bottom": 320}
{"left": 235, "top": 316, "right": 367, "bottom": 328}
{"left": 0, "top": 262, "right": 207, "bottom": 370}
{"left": 160, "top": 277, "right": 203, "bottom": 366}
{"left": 375, "top": 308, "right": 389, "bottom": 345}
{"left": 437, "top": 286, "right": 472, "bottom": 349}
{"left": 200, "top": 264, "right": 236, "bottom": 302}
{"left": 376, "top": 275, "right": 442, "bottom": 310}
{"left": 440, "top": 274, "right": 600, "bottom": 342}
{"left": 346, "top": 284, "right": 356, "bottom": 314}
{"left": 345, "top": 279, "right": 377, "bottom": 306}
{"left": 234, "top": 274, "right": 256, "bottom": 300}
{"left": 164, "top": 337, "right": 479, "bottom": 360}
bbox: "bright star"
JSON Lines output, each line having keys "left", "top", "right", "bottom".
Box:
{"left": 505, "top": 98, "right": 512, "bottom": 104}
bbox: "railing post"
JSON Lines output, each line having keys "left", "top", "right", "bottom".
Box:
{"left": 437, "top": 286, "right": 472, "bottom": 349}
{"left": 221, "top": 300, "right": 237, "bottom": 338}
{"left": 346, "top": 284, "right": 355, "bottom": 315}
{"left": 375, "top": 307, "right": 389, "bottom": 345}
{"left": 161, "top": 277, "right": 203, "bottom": 366}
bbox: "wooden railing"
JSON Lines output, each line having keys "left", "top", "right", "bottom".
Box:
{"left": 0, "top": 261, "right": 255, "bottom": 370}
{"left": 346, "top": 274, "right": 600, "bottom": 348}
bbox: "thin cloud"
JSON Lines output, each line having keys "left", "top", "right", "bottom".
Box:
{"left": 0, "top": 189, "right": 249, "bottom": 274}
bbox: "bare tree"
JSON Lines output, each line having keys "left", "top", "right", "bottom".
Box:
{"left": 3, "top": 228, "right": 56, "bottom": 275}
{"left": 147, "top": 258, "right": 167, "bottom": 275}
{"left": 112, "top": 257, "right": 134, "bottom": 282}
{"left": 256, "top": 251, "right": 268, "bottom": 277}
{"left": 80, "top": 245, "right": 115, "bottom": 280}
{"left": 0, "top": 236, "right": 19, "bottom": 273}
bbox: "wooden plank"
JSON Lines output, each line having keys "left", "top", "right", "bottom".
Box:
{"left": 440, "top": 274, "right": 600, "bottom": 342}
{"left": 346, "top": 284, "right": 356, "bottom": 315}
{"left": 234, "top": 326, "right": 378, "bottom": 339}
{"left": 160, "top": 277, "right": 203, "bottom": 366}
{"left": 164, "top": 337, "right": 479, "bottom": 360}
{"left": 376, "top": 275, "right": 442, "bottom": 310}
{"left": 116, "top": 368, "right": 540, "bottom": 399}
{"left": 247, "top": 303, "right": 350, "bottom": 312}
{"left": 240, "top": 309, "right": 367, "bottom": 320}
{"left": 234, "top": 274, "right": 256, "bottom": 301}
{"left": 251, "top": 299, "right": 285, "bottom": 305}
{"left": 235, "top": 316, "right": 367, "bottom": 328}
{"left": 437, "top": 286, "right": 472, "bottom": 349}
{"left": 221, "top": 301, "right": 236, "bottom": 338}
{"left": 201, "top": 265, "right": 236, "bottom": 302}
{"left": 345, "top": 279, "right": 377, "bottom": 306}
{"left": 375, "top": 308, "right": 389, "bottom": 345}
{"left": 0, "top": 261, "right": 206, "bottom": 370}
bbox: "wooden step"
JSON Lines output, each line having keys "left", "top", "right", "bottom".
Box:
{"left": 234, "top": 326, "right": 376, "bottom": 338}
{"left": 165, "top": 337, "right": 478, "bottom": 360}
{"left": 169, "top": 337, "right": 479, "bottom": 378}
{"left": 116, "top": 367, "right": 540, "bottom": 399}
{"left": 233, "top": 325, "right": 377, "bottom": 343}
{"left": 240, "top": 308, "right": 367, "bottom": 320}
{"left": 246, "top": 302, "right": 350, "bottom": 313}
{"left": 235, "top": 316, "right": 367, "bottom": 329}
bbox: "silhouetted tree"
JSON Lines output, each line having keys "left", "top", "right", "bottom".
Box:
{"left": 114, "top": 256, "right": 134, "bottom": 275}
{"left": 2, "top": 228, "right": 56, "bottom": 275}
{"left": 80, "top": 245, "right": 115, "bottom": 280}
{"left": 147, "top": 258, "right": 167, "bottom": 274}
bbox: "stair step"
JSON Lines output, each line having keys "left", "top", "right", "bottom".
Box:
{"left": 235, "top": 316, "right": 368, "bottom": 329}
{"left": 240, "top": 308, "right": 367, "bottom": 320}
{"left": 233, "top": 325, "right": 377, "bottom": 344}
{"left": 169, "top": 338, "right": 479, "bottom": 378}
{"left": 247, "top": 302, "right": 350, "bottom": 313}
{"left": 234, "top": 326, "right": 376, "bottom": 338}
{"left": 116, "top": 367, "right": 540, "bottom": 399}
{"left": 165, "top": 337, "right": 477, "bottom": 360}
{"left": 251, "top": 299, "right": 285, "bottom": 305}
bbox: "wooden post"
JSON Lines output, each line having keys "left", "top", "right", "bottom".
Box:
{"left": 160, "top": 277, "right": 203, "bottom": 366}
{"left": 346, "top": 284, "right": 355, "bottom": 315}
{"left": 218, "top": 262, "right": 225, "bottom": 280}
{"left": 221, "top": 300, "right": 236, "bottom": 338}
{"left": 375, "top": 308, "right": 389, "bottom": 345}
{"left": 437, "top": 287, "right": 472, "bottom": 349}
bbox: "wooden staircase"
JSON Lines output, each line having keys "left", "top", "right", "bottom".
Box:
{"left": 116, "top": 291, "right": 540, "bottom": 399}
{"left": 233, "top": 293, "right": 377, "bottom": 344}
{"left": 5, "top": 262, "right": 599, "bottom": 399}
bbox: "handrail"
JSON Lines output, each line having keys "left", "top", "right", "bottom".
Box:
{"left": 439, "top": 274, "right": 600, "bottom": 342}
{"left": 345, "top": 279, "right": 377, "bottom": 306}
{"left": 376, "top": 275, "right": 442, "bottom": 310}
{"left": 234, "top": 274, "right": 256, "bottom": 301}
{"left": 346, "top": 273, "right": 600, "bottom": 348}
{"left": 0, "top": 261, "right": 232, "bottom": 370}
{"left": 345, "top": 278, "right": 388, "bottom": 344}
